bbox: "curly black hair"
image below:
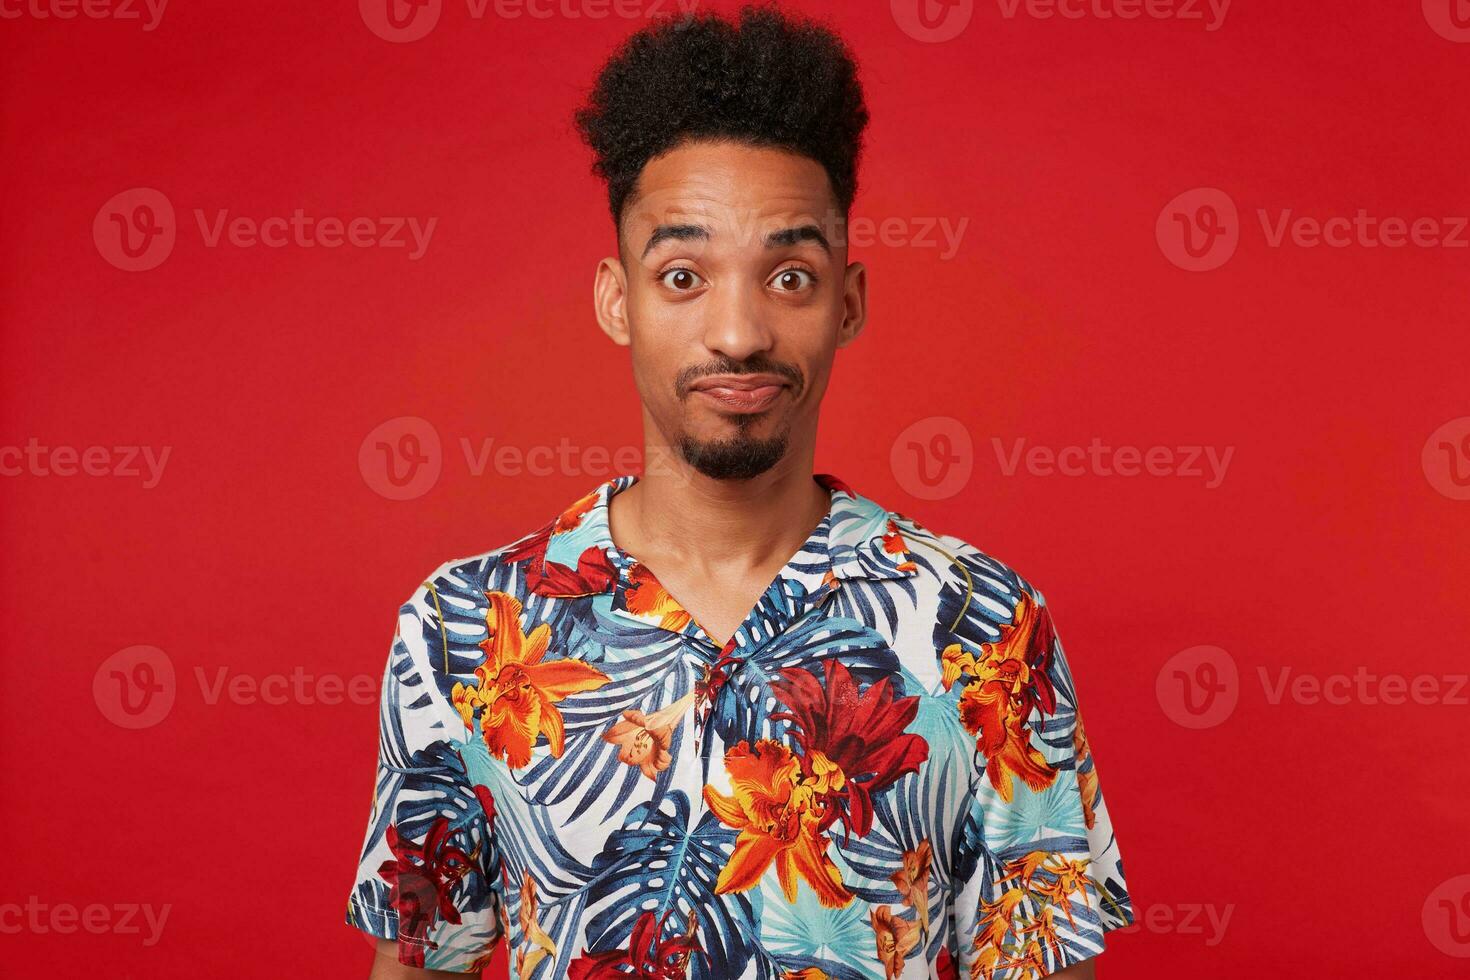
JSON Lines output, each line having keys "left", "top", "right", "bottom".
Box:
{"left": 574, "top": 4, "right": 869, "bottom": 227}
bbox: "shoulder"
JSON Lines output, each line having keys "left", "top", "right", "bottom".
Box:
{"left": 391, "top": 522, "right": 554, "bottom": 659}
{"left": 889, "top": 509, "right": 1042, "bottom": 601}
{"left": 399, "top": 545, "right": 523, "bottom": 613}
{"left": 393, "top": 479, "right": 621, "bottom": 655}
{"left": 882, "top": 508, "right": 1057, "bottom": 651}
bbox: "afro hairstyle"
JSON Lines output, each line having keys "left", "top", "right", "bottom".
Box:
{"left": 574, "top": 4, "right": 869, "bottom": 227}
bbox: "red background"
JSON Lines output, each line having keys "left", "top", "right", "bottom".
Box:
{"left": 2, "top": 0, "right": 1468, "bottom": 976}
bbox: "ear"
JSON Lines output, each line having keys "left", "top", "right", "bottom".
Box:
{"left": 594, "top": 255, "right": 631, "bottom": 346}
{"left": 836, "top": 260, "right": 868, "bottom": 349}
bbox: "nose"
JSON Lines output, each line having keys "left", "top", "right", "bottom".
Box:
{"left": 700, "top": 280, "right": 775, "bottom": 363}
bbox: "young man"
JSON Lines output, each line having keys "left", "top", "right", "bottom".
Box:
{"left": 346, "top": 7, "right": 1132, "bottom": 978}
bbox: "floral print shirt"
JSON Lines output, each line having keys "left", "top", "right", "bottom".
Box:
{"left": 345, "top": 474, "right": 1133, "bottom": 978}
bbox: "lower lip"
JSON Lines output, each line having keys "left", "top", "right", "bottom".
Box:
{"left": 693, "top": 385, "right": 786, "bottom": 413}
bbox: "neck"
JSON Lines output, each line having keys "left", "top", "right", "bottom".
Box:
{"left": 608, "top": 443, "right": 831, "bottom": 574}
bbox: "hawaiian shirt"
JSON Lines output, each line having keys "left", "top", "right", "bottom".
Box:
{"left": 346, "top": 474, "right": 1133, "bottom": 978}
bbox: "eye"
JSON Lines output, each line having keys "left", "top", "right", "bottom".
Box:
{"left": 659, "top": 267, "right": 705, "bottom": 291}
{"left": 770, "top": 268, "right": 815, "bottom": 292}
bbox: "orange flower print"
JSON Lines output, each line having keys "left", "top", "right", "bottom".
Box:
{"left": 1019, "top": 906, "right": 1062, "bottom": 959}
{"left": 882, "top": 519, "right": 918, "bottom": 573}
{"left": 973, "top": 853, "right": 1105, "bottom": 980}
{"left": 987, "top": 850, "right": 1105, "bottom": 962}
{"left": 942, "top": 592, "right": 1059, "bottom": 802}
{"left": 997, "top": 938, "right": 1048, "bottom": 976}
{"left": 624, "top": 563, "right": 693, "bottom": 632}
{"left": 702, "top": 739, "right": 853, "bottom": 908}
{"left": 1074, "top": 718, "right": 1099, "bottom": 829}
{"left": 452, "top": 591, "right": 611, "bottom": 769}
{"left": 940, "top": 642, "right": 975, "bottom": 691}
{"left": 995, "top": 849, "right": 1052, "bottom": 889}
{"left": 890, "top": 840, "right": 932, "bottom": 938}
{"left": 514, "top": 876, "right": 557, "bottom": 980}
{"left": 968, "top": 943, "right": 1002, "bottom": 980}
{"left": 602, "top": 692, "right": 695, "bottom": 780}
{"left": 553, "top": 487, "right": 599, "bottom": 534}
{"left": 1033, "top": 856, "right": 1101, "bottom": 928}
{"left": 957, "top": 680, "right": 1056, "bottom": 802}
{"left": 781, "top": 970, "right": 833, "bottom": 980}
{"left": 869, "top": 905, "right": 920, "bottom": 980}
{"left": 976, "top": 888, "right": 1028, "bottom": 949}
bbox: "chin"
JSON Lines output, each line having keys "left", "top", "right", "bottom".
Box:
{"left": 676, "top": 430, "right": 790, "bottom": 481}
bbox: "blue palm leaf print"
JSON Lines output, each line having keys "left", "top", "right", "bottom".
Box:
{"left": 581, "top": 791, "right": 755, "bottom": 980}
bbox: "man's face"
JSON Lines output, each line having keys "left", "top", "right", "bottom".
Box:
{"left": 595, "top": 140, "right": 866, "bottom": 481}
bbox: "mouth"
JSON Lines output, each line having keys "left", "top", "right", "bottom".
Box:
{"left": 687, "top": 374, "right": 790, "bottom": 414}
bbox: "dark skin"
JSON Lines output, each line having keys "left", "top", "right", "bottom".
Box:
{"left": 367, "top": 138, "right": 1096, "bottom": 978}
{"left": 596, "top": 139, "right": 866, "bottom": 647}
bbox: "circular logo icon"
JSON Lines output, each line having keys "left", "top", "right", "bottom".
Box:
{"left": 360, "top": 416, "right": 442, "bottom": 500}
{"left": 94, "top": 188, "right": 176, "bottom": 272}
{"left": 890, "top": 416, "right": 974, "bottom": 501}
{"left": 1423, "top": 417, "right": 1470, "bottom": 501}
{"left": 891, "top": 0, "right": 974, "bottom": 43}
{"left": 360, "top": 0, "right": 442, "bottom": 42}
{"left": 1424, "top": 874, "right": 1470, "bottom": 957}
{"left": 1156, "top": 645, "right": 1238, "bottom": 729}
{"left": 1156, "top": 187, "right": 1239, "bottom": 272}
{"left": 1424, "top": 0, "right": 1470, "bottom": 43}
{"left": 94, "top": 645, "right": 176, "bottom": 729}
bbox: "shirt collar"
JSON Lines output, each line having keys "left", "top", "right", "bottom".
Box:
{"left": 525, "top": 473, "right": 917, "bottom": 599}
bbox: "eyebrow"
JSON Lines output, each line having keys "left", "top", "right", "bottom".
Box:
{"left": 764, "top": 224, "right": 830, "bottom": 253}
{"left": 640, "top": 222, "right": 831, "bottom": 258}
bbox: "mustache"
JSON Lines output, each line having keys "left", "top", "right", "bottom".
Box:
{"left": 675, "top": 355, "right": 805, "bottom": 398}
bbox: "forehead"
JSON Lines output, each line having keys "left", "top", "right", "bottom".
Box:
{"left": 621, "top": 140, "right": 841, "bottom": 245}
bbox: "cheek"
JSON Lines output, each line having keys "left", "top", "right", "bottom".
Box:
{"left": 792, "top": 349, "right": 837, "bottom": 404}
{"left": 626, "top": 341, "right": 684, "bottom": 414}
{"left": 625, "top": 298, "right": 704, "bottom": 387}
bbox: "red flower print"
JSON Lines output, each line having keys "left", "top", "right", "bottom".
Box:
{"left": 376, "top": 817, "right": 475, "bottom": 966}
{"left": 769, "top": 658, "right": 929, "bottom": 838}
{"left": 503, "top": 488, "right": 617, "bottom": 597}
{"left": 935, "top": 946, "right": 958, "bottom": 980}
{"left": 567, "top": 909, "right": 701, "bottom": 980}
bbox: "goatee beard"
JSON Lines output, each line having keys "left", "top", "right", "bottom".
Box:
{"left": 677, "top": 426, "right": 789, "bottom": 481}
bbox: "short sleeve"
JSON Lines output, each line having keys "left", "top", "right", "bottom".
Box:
{"left": 344, "top": 571, "right": 505, "bottom": 973}
{"left": 950, "top": 588, "right": 1133, "bottom": 977}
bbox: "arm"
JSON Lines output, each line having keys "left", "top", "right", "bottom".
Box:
{"left": 344, "top": 571, "right": 504, "bottom": 975}
{"left": 945, "top": 579, "right": 1134, "bottom": 978}
{"left": 369, "top": 939, "right": 476, "bottom": 980}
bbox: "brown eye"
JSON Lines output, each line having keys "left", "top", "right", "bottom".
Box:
{"left": 660, "top": 268, "right": 704, "bottom": 291}
{"left": 771, "top": 268, "right": 814, "bottom": 292}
